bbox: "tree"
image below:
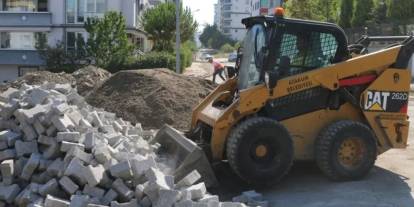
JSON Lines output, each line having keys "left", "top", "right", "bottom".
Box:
{"left": 84, "top": 12, "right": 134, "bottom": 70}
{"left": 286, "top": 0, "right": 318, "bottom": 20}
{"left": 372, "top": 0, "right": 388, "bottom": 24}
{"left": 220, "top": 43, "right": 235, "bottom": 53}
{"left": 315, "top": 0, "right": 339, "bottom": 22}
{"left": 338, "top": 0, "right": 354, "bottom": 28}
{"left": 387, "top": 0, "right": 414, "bottom": 34}
{"left": 199, "top": 25, "right": 235, "bottom": 49}
{"left": 35, "top": 34, "right": 84, "bottom": 73}
{"left": 141, "top": 2, "right": 198, "bottom": 52}
{"left": 352, "top": 0, "right": 374, "bottom": 27}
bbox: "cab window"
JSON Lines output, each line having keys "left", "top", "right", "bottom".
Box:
{"left": 276, "top": 31, "right": 338, "bottom": 75}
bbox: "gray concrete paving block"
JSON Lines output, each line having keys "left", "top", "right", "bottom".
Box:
{"left": 219, "top": 202, "right": 246, "bottom": 207}
{"left": 21, "top": 153, "right": 41, "bottom": 181}
{"left": 64, "top": 158, "right": 87, "bottom": 185}
{"left": 66, "top": 147, "right": 93, "bottom": 164}
{"left": 0, "top": 130, "right": 21, "bottom": 147}
{"left": 70, "top": 194, "right": 90, "bottom": 207}
{"left": 15, "top": 140, "right": 38, "bottom": 157}
{"left": 110, "top": 199, "right": 139, "bottom": 207}
{"left": 58, "top": 132, "right": 81, "bottom": 143}
{"left": 0, "top": 149, "right": 16, "bottom": 162}
{"left": 153, "top": 189, "right": 180, "bottom": 207}
{"left": 61, "top": 141, "right": 85, "bottom": 153}
{"left": 20, "top": 122, "right": 38, "bottom": 141}
{"left": 0, "top": 184, "right": 20, "bottom": 203}
{"left": 109, "top": 161, "right": 132, "bottom": 180}
{"left": 129, "top": 156, "right": 154, "bottom": 181}
{"left": 39, "top": 178, "right": 59, "bottom": 196}
{"left": 186, "top": 183, "right": 207, "bottom": 200}
{"left": 60, "top": 176, "right": 80, "bottom": 194}
{"left": 0, "top": 159, "right": 14, "bottom": 185}
{"left": 83, "top": 164, "right": 105, "bottom": 187}
{"left": 52, "top": 114, "right": 75, "bottom": 132}
{"left": 0, "top": 88, "right": 19, "bottom": 102}
{"left": 27, "top": 88, "right": 49, "bottom": 106}
{"left": 112, "top": 179, "right": 134, "bottom": 201}
{"left": 33, "top": 119, "right": 46, "bottom": 135}
{"left": 101, "top": 189, "right": 118, "bottom": 205}
{"left": 176, "top": 170, "right": 201, "bottom": 188}
{"left": 44, "top": 195, "right": 70, "bottom": 207}
{"left": 82, "top": 185, "right": 105, "bottom": 199}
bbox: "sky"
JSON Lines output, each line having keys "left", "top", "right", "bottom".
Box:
{"left": 182, "top": 0, "right": 216, "bottom": 31}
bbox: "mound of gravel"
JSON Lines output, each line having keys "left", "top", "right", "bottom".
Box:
{"left": 73, "top": 66, "right": 111, "bottom": 97}
{"left": 87, "top": 69, "right": 216, "bottom": 130}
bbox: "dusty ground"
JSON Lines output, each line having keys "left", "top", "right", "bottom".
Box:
{"left": 184, "top": 59, "right": 233, "bottom": 84}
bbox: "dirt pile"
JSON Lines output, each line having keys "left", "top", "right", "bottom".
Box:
{"left": 73, "top": 65, "right": 111, "bottom": 96}
{"left": 87, "top": 69, "right": 216, "bottom": 130}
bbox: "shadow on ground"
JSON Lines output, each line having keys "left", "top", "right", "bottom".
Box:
{"left": 210, "top": 161, "right": 414, "bottom": 207}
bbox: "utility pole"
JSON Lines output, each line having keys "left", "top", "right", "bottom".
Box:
{"left": 175, "top": 0, "right": 181, "bottom": 73}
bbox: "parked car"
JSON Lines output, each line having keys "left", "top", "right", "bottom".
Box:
{"left": 228, "top": 52, "right": 237, "bottom": 62}
{"left": 200, "top": 53, "right": 213, "bottom": 61}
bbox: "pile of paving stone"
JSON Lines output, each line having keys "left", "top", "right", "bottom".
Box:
{"left": 0, "top": 83, "right": 248, "bottom": 207}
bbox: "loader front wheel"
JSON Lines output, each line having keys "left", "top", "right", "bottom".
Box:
{"left": 315, "top": 120, "right": 377, "bottom": 181}
{"left": 226, "top": 117, "right": 294, "bottom": 185}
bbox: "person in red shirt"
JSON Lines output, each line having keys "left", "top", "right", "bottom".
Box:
{"left": 208, "top": 58, "right": 226, "bottom": 83}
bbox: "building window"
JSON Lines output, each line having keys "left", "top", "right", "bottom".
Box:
{"left": 18, "top": 66, "right": 39, "bottom": 77}
{"left": 0, "top": 32, "right": 45, "bottom": 50}
{"left": 2, "top": 0, "right": 34, "bottom": 11}
{"left": 66, "top": 32, "right": 85, "bottom": 53}
{"left": 223, "top": 12, "right": 231, "bottom": 18}
{"left": 223, "top": 5, "right": 231, "bottom": 10}
{"left": 66, "top": 0, "right": 106, "bottom": 24}
{"left": 66, "top": 0, "right": 76, "bottom": 23}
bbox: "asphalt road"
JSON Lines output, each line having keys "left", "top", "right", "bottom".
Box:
{"left": 209, "top": 97, "right": 414, "bottom": 207}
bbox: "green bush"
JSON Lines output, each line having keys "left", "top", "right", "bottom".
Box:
{"left": 123, "top": 52, "right": 176, "bottom": 71}
{"left": 121, "top": 41, "right": 195, "bottom": 73}
{"left": 220, "top": 43, "right": 235, "bottom": 53}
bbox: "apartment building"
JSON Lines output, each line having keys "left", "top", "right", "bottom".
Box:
{"left": 214, "top": 3, "right": 220, "bottom": 28}
{"left": 251, "top": 0, "right": 281, "bottom": 16}
{"left": 215, "top": 0, "right": 251, "bottom": 41}
{"left": 0, "top": 0, "right": 151, "bottom": 83}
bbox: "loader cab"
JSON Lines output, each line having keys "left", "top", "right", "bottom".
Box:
{"left": 238, "top": 16, "right": 349, "bottom": 90}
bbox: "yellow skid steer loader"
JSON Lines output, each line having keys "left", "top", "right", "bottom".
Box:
{"left": 151, "top": 9, "right": 413, "bottom": 187}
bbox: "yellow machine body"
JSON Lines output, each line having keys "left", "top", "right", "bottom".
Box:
{"left": 191, "top": 46, "right": 411, "bottom": 161}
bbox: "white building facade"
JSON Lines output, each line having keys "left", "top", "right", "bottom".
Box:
{"left": 251, "top": 0, "right": 282, "bottom": 16}
{"left": 216, "top": 0, "right": 251, "bottom": 41}
{"left": 0, "top": 0, "right": 152, "bottom": 83}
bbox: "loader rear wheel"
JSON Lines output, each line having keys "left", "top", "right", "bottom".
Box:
{"left": 226, "top": 117, "right": 293, "bottom": 185}
{"left": 315, "top": 120, "right": 377, "bottom": 181}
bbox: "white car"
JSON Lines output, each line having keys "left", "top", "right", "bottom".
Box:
{"left": 200, "top": 53, "right": 212, "bottom": 61}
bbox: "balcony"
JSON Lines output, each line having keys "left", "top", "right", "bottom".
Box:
{"left": 0, "top": 12, "right": 52, "bottom": 28}
{"left": 0, "top": 50, "right": 44, "bottom": 65}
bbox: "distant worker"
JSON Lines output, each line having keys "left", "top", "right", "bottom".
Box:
{"left": 208, "top": 58, "right": 226, "bottom": 83}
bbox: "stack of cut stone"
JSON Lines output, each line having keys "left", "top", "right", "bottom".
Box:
{"left": 0, "top": 83, "right": 247, "bottom": 207}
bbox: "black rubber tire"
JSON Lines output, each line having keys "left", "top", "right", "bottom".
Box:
{"left": 315, "top": 120, "right": 377, "bottom": 181}
{"left": 226, "top": 117, "right": 294, "bottom": 185}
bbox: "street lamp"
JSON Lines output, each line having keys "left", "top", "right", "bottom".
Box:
{"left": 175, "top": 0, "right": 180, "bottom": 74}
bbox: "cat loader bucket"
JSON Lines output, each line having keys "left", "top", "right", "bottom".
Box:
{"left": 150, "top": 125, "right": 218, "bottom": 187}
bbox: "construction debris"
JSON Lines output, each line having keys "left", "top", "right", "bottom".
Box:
{"left": 0, "top": 83, "right": 245, "bottom": 206}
